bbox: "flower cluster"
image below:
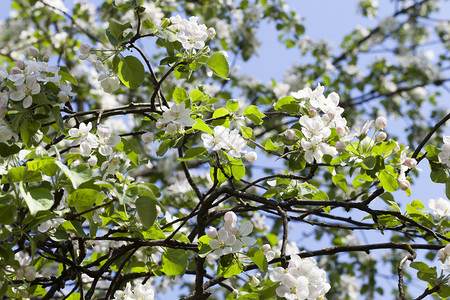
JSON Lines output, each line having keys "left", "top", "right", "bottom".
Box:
{"left": 269, "top": 255, "right": 330, "bottom": 300}
{"left": 201, "top": 125, "right": 256, "bottom": 160}
{"left": 397, "top": 146, "right": 417, "bottom": 191}
{"left": 207, "top": 211, "right": 256, "bottom": 257}
{"left": 113, "top": 281, "right": 155, "bottom": 300}
{"left": 79, "top": 44, "right": 121, "bottom": 93}
{"left": 168, "top": 15, "right": 215, "bottom": 50}
{"left": 69, "top": 122, "right": 123, "bottom": 172}
{"left": 291, "top": 84, "right": 347, "bottom": 163}
{"left": 0, "top": 46, "right": 74, "bottom": 109}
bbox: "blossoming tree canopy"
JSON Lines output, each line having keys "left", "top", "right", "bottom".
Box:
{"left": 0, "top": 0, "right": 450, "bottom": 299}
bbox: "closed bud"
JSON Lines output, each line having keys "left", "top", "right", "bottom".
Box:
{"left": 393, "top": 142, "right": 401, "bottom": 153}
{"left": 141, "top": 132, "right": 155, "bottom": 143}
{"left": 42, "top": 55, "right": 49, "bottom": 62}
{"left": 166, "top": 123, "right": 178, "bottom": 135}
{"left": 224, "top": 211, "right": 237, "bottom": 224}
{"left": 79, "top": 43, "right": 91, "bottom": 55}
{"left": 27, "top": 46, "right": 39, "bottom": 57}
{"left": 207, "top": 227, "right": 218, "bottom": 239}
{"left": 207, "top": 27, "right": 216, "bottom": 39}
{"left": 404, "top": 158, "right": 417, "bottom": 168}
{"left": 232, "top": 289, "right": 239, "bottom": 297}
{"left": 244, "top": 151, "right": 257, "bottom": 162}
{"left": 398, "top": 179, "right": 410, "bottom": 191}
{"left": 439, "top": 248, "right": 446, "bottom": 261}
{"left": 24, "top": 266, "right": 37, "bottom": 281}
{"left": 376, "top": 131, "right": 387, "bottom": 142}
{"left": 336, "top": 126, "right": 346, "bottom": 137}
{"left": 375, "top": 116, "right": 387, "bottom": 130}
{"left": 326, "top": 111, "right": 335, "bottom": 120}
{"left": 250, "top": 276, "right": 260, "bottom": 286}
{"left": 156, "top": 121, "right": 164, "bottom": 129}
{"left": 261, "top": 244, "right": 271, "bottom": 253}
{"left": 10, "top": 67, "right": 22, "bottom": 75}
{"left": 335, "top": 141, "right": 346, "bottom": 153}
{"left": 58, "top": 91, "right": 69, "bottom": 102}
{"left": 16, "top": 60, "right": 25, "bottom": 69}
{"left": 308, "top": 109, "right": 317, "bottom": 117}
{"left": 285, "top": 129, "right": 297, "bottom": 141}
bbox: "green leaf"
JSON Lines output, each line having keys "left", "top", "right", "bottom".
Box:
{"left": 380, "top": 192, "right": 401, "bottom": 212}
{"left": 430, "top": 167, "right": 447, "bottom": 183}
{"left": 274, "top": 96, "right": 299, "bottom": 113}
{"left": 198, "top": 235, "right": 212, "bottom": 258}
{"left": 178, "top": 147, "right": 207, "bottom": 161}
{"left": 56, "top": 161, "right": 93, "bottom": 189}
{"left": 108, "top": 19, "right": 132, "bottom": 40}
{"left": 226, "top": 99, "right": 239, "bottom": 112}
{"left": 67, "top": 189, "right": 100, "bottom": 207}
{"left": 162, "top": 248, "right": 188, "bottom": 275}
{"left": 173, "top": 87, "right": 188, "bottom": 104}
{"left": 119, "top": 56, "right": 145, "bottom": 89}
{"left": 378, "top": 167, "right": 399, "bottom": 192}
{"left": 58, "top": 69, "right": 78, "bottom": 86}
{"left": 240, "top": 126, "right": 254, "bottom": 139}
{"left": 332, "top": 174, "right": 349, "bottom": 193}
{"left": 157, "top": 140, "right": 171, "bottom": 157}
{"left": 218, "top": 254, "right": 243, "bottom": 278}
{"left": 446, "top": 177, "right": 450, "bottom": 200}
{"left": 0, "top": 204, "right": 17, "bottom": 225}
{"left": 265, "top": 139, "right": 280, "bottom": 151}
{"left": 21, "top": 119, "right": 41, "bottom": 148}
{"left": 27, "top": 158, "right": 58, "bottom": 176}
{"left": 19, "top": 182, "right": 53, "bottom": 216}
{"left": 243, "top": 105, "right": 265, "bottom": 125}
{"left": 135, "top": 196, "right": 157, "bottom": 229}
{"left": 206, "top": 52, "right": 229, "bottom": 79}
{"left": 212, "top": 108, "right": 230, "bottom": 127}
{"left": 193, "top": 118, "right": 213, "bottom": 135}
{"left": 247, "top": 247, "right": 268, "bottom": 272}
{"left": 288, "top": 151, "right": 306, "bottom": 171}
{"left": 362, "top": 156, "right": 376, "bottom": 170}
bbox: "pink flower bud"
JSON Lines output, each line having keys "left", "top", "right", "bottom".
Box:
{"left": 404, "top": 158, "right": 417, "bottom": 168}
{"left": 244, "top": 151, "right": 257, "bottom": 162}
{"left": 79, "top": 43, "right": 91, "bottom": 55}
{"left": 308, "top": 109, "right": 317, "bottom": 117}
{"left": 224, "top": 211, "right": 237, "bottom": 224}
{"left": 393, "top": 142, "right": 401, "bottom": 153}
{"left": 27, "top": 46, "right": 39, "bottom": 57}
{"left": 207, "top": 227, "right": 218, "bottom": 239}
{"left": 376, "top": 131, "right": 387, "bottom": 142}
{"left": 375, "top": 116, "right": 387, "bottom": 130}
{"left": 326, "top": 111, "right": 335, "bottom": 120}
{"left": 398, "top": 179, "right": 410, "bottom": 191}
{"left": 10, "top": 67, "right": 22, "bottom": 75}
{"left": 16, "top": 60, "right": 25, "bottom": 69}
{"left": 141, "top": 132, "right": 155, "bottom": 143}
{"left": 285, "top": 129, "right": 297, "bottom": 141}
{"left": 261, "top": 244, "right": 271, "bottom": 253}
{"left": 335, "top": 141, "right": 346, "bottom": 153}
{"left": 336, "top": 126, "right": 346, "bottom": 137}
{"left": 207, "top": 27, "right": 216, "bottom": 39}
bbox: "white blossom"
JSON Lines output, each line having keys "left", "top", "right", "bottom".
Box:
{"left": 428, "top": 197, "right": 450, "bottom": 218}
